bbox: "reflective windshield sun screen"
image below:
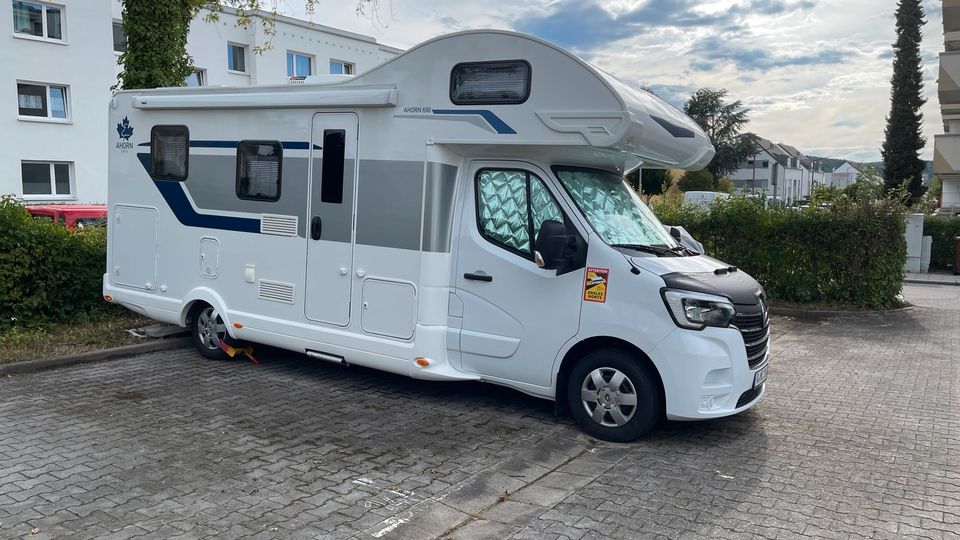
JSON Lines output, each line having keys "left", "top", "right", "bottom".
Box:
{"left": 554, "top": 167, "right": 676, "bottom": 248}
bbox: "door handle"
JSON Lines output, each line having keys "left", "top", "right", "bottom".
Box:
{"left": 464, "top": 272, "right": 493, "bottom": 282}
{"left": 310, "top": 216, "right": 322, "bottom": 240}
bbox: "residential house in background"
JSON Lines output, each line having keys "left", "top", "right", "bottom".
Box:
{"left": 730, "top": 137, "right": 814, "bottom": 203}
{"left": 1, "top": 0, "right": 400, "bottom": 203}
{"left": 826, "top": 160, "right": 860, "bottom": 189}
{"left": 934, "top": 0, "right": 960, "bottom": 215}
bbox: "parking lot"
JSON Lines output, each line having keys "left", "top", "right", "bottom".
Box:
{"left": 0, "top": 283, "right": 958, "bottom": 539}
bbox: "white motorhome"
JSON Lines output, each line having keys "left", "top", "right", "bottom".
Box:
{"left": 104, "top": 30, "right": 770, "bottom": 441}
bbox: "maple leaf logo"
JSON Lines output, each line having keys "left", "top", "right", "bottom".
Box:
{"left": 116, "top": 116, "right": 134, "bottom": 140}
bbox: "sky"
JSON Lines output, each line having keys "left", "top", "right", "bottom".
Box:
{"left": 281, "top": 0, "right": 944, "bottom": 162}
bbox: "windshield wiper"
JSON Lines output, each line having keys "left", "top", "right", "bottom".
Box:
{"left": 609, "top": 243, "right": 680, "bottom": 257}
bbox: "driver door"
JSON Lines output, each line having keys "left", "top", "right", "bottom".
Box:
{"left": 454, "top": 162, "right": 585, "bottom": 388}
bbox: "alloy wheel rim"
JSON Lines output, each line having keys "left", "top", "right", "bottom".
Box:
{"left": 580, "top": 367, "right": 638, "bottom": 427}
{"left": 197, "top": 307, "right": 226, "bottom": 350}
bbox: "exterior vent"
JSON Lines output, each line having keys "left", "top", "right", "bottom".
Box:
{"left": 260, "top": 214, "right": 298, "bottom": 237}
{"left": 258, "top": 279, "right": 295, "bottom": 304}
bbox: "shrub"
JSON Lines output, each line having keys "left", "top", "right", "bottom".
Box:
{"left": 923, "top": 215, "right": 960, "bottom": 271}
{"left": 0, "top": 196, "right": 109, "bottom": 327}
{"left": 652, "top": 195, "right": 907, "bottom": 309}
{"left": 678, "top": 169, "right": 715, "bottom": 192}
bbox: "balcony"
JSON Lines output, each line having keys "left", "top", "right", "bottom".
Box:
{"left": 933, "top": 134, "right": 960, "bottom": 179}
{"left": 939, "top": 52, "right": 960, "bottom": 107}
{"left": 946, "top": 0, "right": 960, "bottom": 50}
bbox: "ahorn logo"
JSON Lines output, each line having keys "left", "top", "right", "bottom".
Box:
{"left": 115, "top": 116, "right": 134, "bottom": 150}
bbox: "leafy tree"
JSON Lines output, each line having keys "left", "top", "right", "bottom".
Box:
{"left": 118, "top": 0, "right": 376, "bottom": 90}
{"left": 880, "top": 0, "right": 926, "bottom": 202}
{"left": 626, "top": 168, "right": 672, "bottom": 195}
{"left": 683, "top": 89, "right": 758, "bottom": 179}
{"left": 678, "top": 169, "right": 715, "bottom": 192}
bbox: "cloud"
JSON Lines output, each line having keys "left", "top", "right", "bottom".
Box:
{"left": 688, "top": 36, "right": 848, "bottom": 71}
{"left": 515, "top": 0, "right": 817, "bottom": 51}
{"left": 833, "top": 119, "right": 863, "bottom": 128}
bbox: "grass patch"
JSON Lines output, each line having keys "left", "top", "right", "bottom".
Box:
{"left": 0, "top": 312, "right": 157, "bottom": 364}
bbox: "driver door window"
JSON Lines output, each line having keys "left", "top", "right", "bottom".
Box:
{"left": 476, "top": 168, "right": 563, "bottom": 261}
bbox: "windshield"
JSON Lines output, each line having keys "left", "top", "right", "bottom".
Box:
{"left": 553, "top": 166, "right": 677, "bottom": 248}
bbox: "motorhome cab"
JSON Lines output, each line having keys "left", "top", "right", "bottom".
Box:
{"left": 104, "top": 30, "right": 769, "bottom": 441}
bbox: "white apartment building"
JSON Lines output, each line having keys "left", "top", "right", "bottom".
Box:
{"left": 1, "top": 1, "right": 400, "bottom": 203}
{"left": 934, "top": 0, "right": 960, "bottom": 214}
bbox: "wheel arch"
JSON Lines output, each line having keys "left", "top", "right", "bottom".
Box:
{"left": 179, "top": 287, "right": 231, "bottom": 332}
{"left": 554, "top": 336, "right": 665, "bottom": 415}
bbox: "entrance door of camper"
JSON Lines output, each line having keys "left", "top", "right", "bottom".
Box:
{"left": 304, "top": 113, "right": 359, "bottom": 326}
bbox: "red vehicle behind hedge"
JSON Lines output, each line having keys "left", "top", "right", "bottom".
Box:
{"left": 25, "top": 204, "right": 107, "bottom": 229}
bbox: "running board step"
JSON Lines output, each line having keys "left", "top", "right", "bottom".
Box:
{"left": 305, "top": 350, "right": 346, "bottom": 365}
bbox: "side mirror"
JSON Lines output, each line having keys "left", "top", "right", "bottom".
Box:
{"left": 535, "top": 219, "right": 575, "bottom": 271}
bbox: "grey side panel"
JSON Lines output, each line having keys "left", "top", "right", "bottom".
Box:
{"left": 185, "top": 155, "right": 309, "bottom": 237}
{"left": 355, "top": 160, "right": 425, "bottom": 251}
{"left": 422, "top": 163, "right": 459, "bottom": 253}
{"left": 309, "top": 158, "right": 355, "bottom": 243}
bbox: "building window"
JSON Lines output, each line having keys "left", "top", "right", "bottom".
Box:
{"left": 150, "top": 125, "right": 189, "bottom": 181}
{"left": 184, "top": 70, "right": 205, "bottom": 87}
{"left": 228, "top": 43, "right": 246, "bottom": 72}
{"left": 329, "top": 59, "right": 354, "bottom": 75}
{"left": 747, "top": 160, "right": 755, "bottom": 166}
{"left": 451, "top": 60, "right": 531, "bottom": 105}
{"left": 761, "top": 161, "right": 769, "bottom": 168}
{"left": 17, "top": 82, "right": 68, "bottom": 120}
{"left": 112, "top": 20, "right": 125, "bottom": 52}
{"left": 12, "top": 1, "right": 62, "bottom": 40}
{"left": 286, "top": 51, "right": 312, "bottom": 77}
{"left": 236, "top": 141, "right": 282, "bottom": 201}
{"left": 21, "top": 161, "right": 71, "bottom": 197}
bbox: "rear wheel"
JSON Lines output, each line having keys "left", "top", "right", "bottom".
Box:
{"left": 566, "top": 348, "right": 662, "bottom": 442}
{"left": 190, "top": 303, "right": 229, "bottom": 360}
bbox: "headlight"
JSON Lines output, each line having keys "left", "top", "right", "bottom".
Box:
{"left": 661, "top": 289, "right": 736, "bottom": 330}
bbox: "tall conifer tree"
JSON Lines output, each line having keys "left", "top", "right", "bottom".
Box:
{"left": 881, "top": 0, "right": 927, "bottom": 201}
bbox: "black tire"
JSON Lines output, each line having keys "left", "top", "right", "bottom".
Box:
{"left": 566, "top": 348, "right": 662, "bottom": 442}
{"left": 189, "top": 303, "right": 229, "bottom": 360}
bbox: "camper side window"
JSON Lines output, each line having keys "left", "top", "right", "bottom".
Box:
{"left": 450, "top": 60, "right": 531, "bottom": 105}
{"left": 236, "top": 140, "right": 282, "bottom": 201}
{"left": 150, "top": 125, "right": 189, "bottom": 181}
{"left": 320, "top": 130, "right": 346, "bottom": 204}
{"left": 476, "top": 169, "right": 563, "bottom": 260}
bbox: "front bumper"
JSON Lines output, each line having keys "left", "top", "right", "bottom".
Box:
{"left": 650, "top": 325, "right": 769, "bottom": 420}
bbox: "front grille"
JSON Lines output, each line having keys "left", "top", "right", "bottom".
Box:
{"left": 734, "top": 304, "right": 769, "bottom": 369}
{"left": 736, "top": 384, "right": 764, "bottom": 408}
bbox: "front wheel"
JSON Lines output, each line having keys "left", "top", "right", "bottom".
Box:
{"left": 190, "top": 303, "right": 229, "bottom": 360}
{"left": 566, "top": 348, "right": 662, "bottom": 442}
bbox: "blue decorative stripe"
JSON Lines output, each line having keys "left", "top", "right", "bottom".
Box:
{"left": 650, "top": 115, "right": 695, "bottom": 139}
{"left": 136, "top": 153, "right": 261, "bottom": 233}
{"left": 431, "top": 109, "right": 517, "bottom": 135}
{"left": 136, "top": 140, "right": 317, "bottom": 149}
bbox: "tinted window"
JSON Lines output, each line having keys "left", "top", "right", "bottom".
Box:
{"left": 236, "top": 141, "right": 282, "bottom": 201}
{"left": 451, "top": 60, "right": 530, "bottom": 105}
{"left": 150, "top": 125, "right": 189, "bottom": 181}
{"left": 320, "top": 130, "right": 345, "bottom": 204}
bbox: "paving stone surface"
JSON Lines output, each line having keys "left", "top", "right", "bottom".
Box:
{"left": 0, "top": 283, "right": 957, "bottom": 539}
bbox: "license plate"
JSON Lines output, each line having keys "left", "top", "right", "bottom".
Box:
{"left": 753, "top": 364, "right": 768, "bottom": 388}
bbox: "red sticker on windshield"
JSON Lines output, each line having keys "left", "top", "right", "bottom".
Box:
{"left": 583, "top": 267, "right": 609, "bottom": 303}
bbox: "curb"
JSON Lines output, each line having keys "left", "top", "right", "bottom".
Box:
{"left": 0, "top": 337, "right": 192, "bottom": 377}
{"left": 770, "top": 305, "right": 915, "bottom": 321}
{"left": 904, "top": 278, "right": 960, "bottom": 286}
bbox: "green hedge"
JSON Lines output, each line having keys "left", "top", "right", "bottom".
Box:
{"left": 652, "top": 196, "right": 907, "bottom": 310}
{"left": 0, "top": 196, "right": 108, "bottom": 327}
{"left": 923, "top": 215, "right": 960, "bottom": 271}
